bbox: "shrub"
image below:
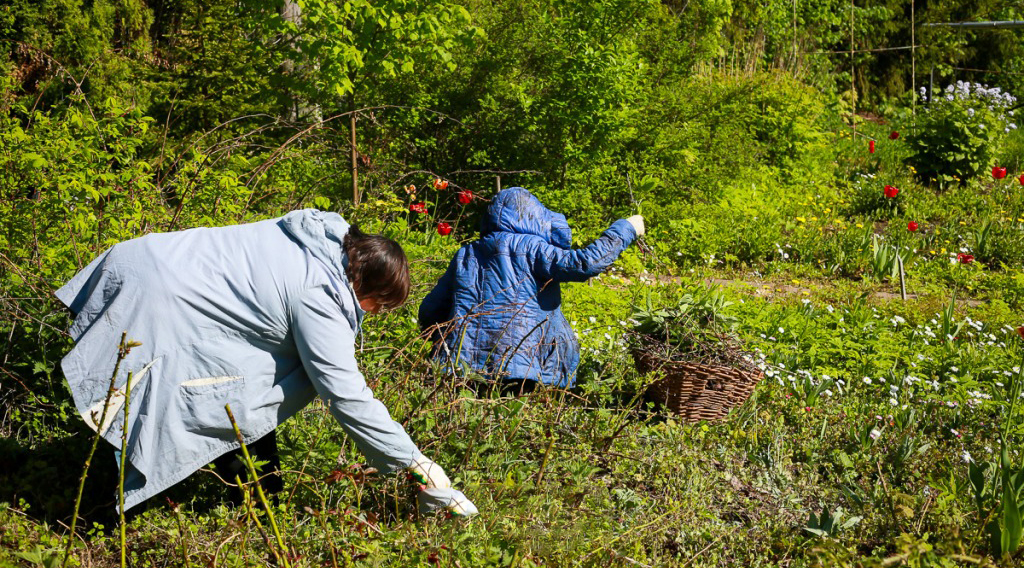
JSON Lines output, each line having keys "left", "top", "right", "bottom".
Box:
{"left": 906, "top": 82, "right": 1018, "bottom": 186}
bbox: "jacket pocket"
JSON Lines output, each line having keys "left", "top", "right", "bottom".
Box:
{"left": 180, "top": 375, "right": 244, "bottom": 393}
{"left": 177, "top": 374, "right": 246, "bottom": 436}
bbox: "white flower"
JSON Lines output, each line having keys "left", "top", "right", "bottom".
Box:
{"left": 870, "top": 428, "right": 882, "bottom": 440}
{"left": 962, "top": 451, "right": 972, "bottom": 463}
{"left": 588, "top": 316, "right": 596, "bottom": 323}
{"left": 863, "top": 377, "right": 873, "bottom": 385}
{"left": 778, "top": 327, "right": 785, "bottom": 333}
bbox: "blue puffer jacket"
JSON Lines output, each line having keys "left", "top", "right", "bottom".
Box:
{"left": 418, "top": 188, "right": 637, "bottom": 387}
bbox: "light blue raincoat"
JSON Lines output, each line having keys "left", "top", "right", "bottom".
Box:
{"left": 57, "top": 210, "right": 458, "bottom": 511}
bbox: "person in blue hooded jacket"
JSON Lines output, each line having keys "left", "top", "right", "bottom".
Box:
{"left": 57, "top": 209, "right": 475, "bottom": 516}
{"left": 418, "top": 188, "right": 645, "bottom": 391}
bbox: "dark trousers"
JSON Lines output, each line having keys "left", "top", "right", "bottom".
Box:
{"left": 472, "top": 378, "right": 539, "bottom": 397}
{"left": 212, "top": 430, "right": 283, "bottom": 506}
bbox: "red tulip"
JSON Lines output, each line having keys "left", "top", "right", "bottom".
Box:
{"left": 884, "top": 185, "right": 899, "bottom": 198}
{"left": 433, "top": 178, "right": 449, "bottom": 190}
{"left": 957, "top": 253, "right": 974, "bottom": 264}
{"left": 889, "top": 131, "right": 899, "bottom": 140}
{"left": 410, "top": 202, "right": 428, "bottom": 214}
{"left": 457, "top": 190, "right": 473, "bottom": 205}
{"left": 993, "top": 166, "right": 1007, "bottom": 180}
{"left": 1019, "top": 174, "right": 1024, "bottom": 186}
{"left": 436, "top": 222, "right": 452, "bottom": 236}
{"left": 907, "top": 221, "right": 918, "bottom": 232}
{"left": 869, "top": 140, "right": 875, "bottom": 154}
{"left": 1016, "top": 326, "right": 1024, "bottom": 341}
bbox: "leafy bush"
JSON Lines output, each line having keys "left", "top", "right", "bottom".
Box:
{"left": 907, "top": 82, "right": 1018, "bottom": 186}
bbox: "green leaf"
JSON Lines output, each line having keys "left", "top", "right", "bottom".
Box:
{"left": 1004, "top": 477, "right": 1023, "bottom": 554}
{"left": 22, "top": 152, "right": 46, "bottom": 169}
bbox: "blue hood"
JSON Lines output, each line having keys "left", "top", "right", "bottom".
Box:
{"left": 481, "top": 188, "right": 572, "bottom": 249}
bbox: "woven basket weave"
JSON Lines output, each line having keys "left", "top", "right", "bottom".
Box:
{"left": 632, "top": 346, "right": 763, "bottom": 422}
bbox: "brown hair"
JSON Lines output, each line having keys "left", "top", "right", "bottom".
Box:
{"left": 343, "top": 225, "right": 410, "bottom": 311}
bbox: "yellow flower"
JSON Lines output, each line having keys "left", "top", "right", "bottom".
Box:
{"left": 958, "top": 221, "right": 966, "bottom": 226}
{"left": 810, "top": 216, "right": 818, "bottom": 221}
{"left": 856, "top": 223, "right": 864, "bottom": 228}
{"left": 796, "top": 216, "right": 806, "bottom": 223}
{"left": 941, "top": 247, "right": 947, "bottom": 253}
{"left": 929, "top": 250, "right": 936, "bottom": 254}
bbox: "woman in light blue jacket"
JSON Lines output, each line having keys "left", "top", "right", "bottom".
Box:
{"left": 57, "top": 209, "right": 475, "bottom": 516}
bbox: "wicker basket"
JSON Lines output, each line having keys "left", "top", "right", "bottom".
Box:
{"left": 632, "top": 345, "right": 763, "bottom": 422}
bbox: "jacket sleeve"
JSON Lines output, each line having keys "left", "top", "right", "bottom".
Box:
{"left": 417, "top": 257, "right": 457, "bottom": 332}
{"left": 291, "top": 286, "right": 423, "bottom": 473}
{"left": 531, "top": 219, "right": 637, "bottom": 284}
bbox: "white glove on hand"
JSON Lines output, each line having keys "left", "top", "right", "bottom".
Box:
{"left": 408, "top": 456, "right": 478, "bottom": 517}
{"left": 408, "top": 455, "right": 452, "bottom": 489}
{"left": 626, "top": 215, "right": 645, "bottom": 237}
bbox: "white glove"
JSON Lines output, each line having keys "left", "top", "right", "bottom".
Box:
{"left": 408, "top": 456, "right": 478, "bottom": 517}
{"left": 626, "top": 215, "right": 645, "bottom": 237}
{"left": 408, "top": 455, "right": 452, "bottom": 489}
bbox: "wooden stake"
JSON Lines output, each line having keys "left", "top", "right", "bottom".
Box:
{"left": 911, "top": 0, "right": 916, "bottom": 116}
{"left": 350, "top": 114, "right": 359, "bottom": 206}
{"left": 850, "top": 0, "right": 856, "bottom": 137}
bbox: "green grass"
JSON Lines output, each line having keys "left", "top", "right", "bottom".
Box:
{"left": 3, "top": 261, "right": 1022, "bottom": 567}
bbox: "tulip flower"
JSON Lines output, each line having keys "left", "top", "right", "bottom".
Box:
{"left": 992, "top": 166, "right": 1007, "bottom": 180}
{"left": 1016, "top": 326, "right": 1024, "bottom": 341}
{"left": 907, "top": 221, "right": 918, "bottom": 232}
{"left": 1019, "top": 174, "right": 1024, "bottom": 186}
{"left": 889, "top": 131, "right": 899, "bottom": 140}
{"left": 410, "top": 202, "right": 428, "bottom": 214}
{"left": 436, "top": 222, "right": 452, "bottom": 236}
{"left": 884, "top": 185, "right": 899, "bottom": 198}
{"left": 957, "top": 253, "right": 974, "bottom": 264}
{"left": 869, "top": 140, "right": 875, "bottom": 154}
{"left": 433, "top": 178, "right": 449, "bottom": 190}
{"left": 457, "top": 190, "right": 473, "bottom": 205}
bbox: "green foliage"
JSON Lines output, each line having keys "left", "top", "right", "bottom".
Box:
{"left": 906, "top": 82, "right": 1017, "bottom": 185}
{"left": 631, "top": 285, "right": 738, "bottom": 348}
{"left": 805, "top": 504, "right": 862, "bottom": 538}
{"left": 276, "top": 0, "right": 478, "bottom": 104}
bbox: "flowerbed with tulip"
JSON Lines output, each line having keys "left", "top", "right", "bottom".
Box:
{"left": 5, "top": 83, "right": 1024, "bottom": 568}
